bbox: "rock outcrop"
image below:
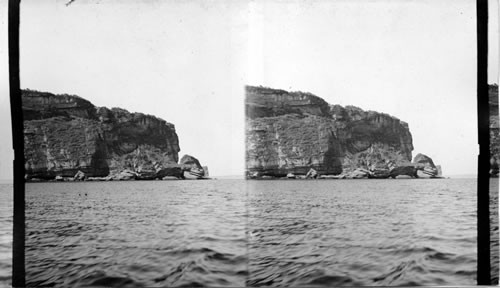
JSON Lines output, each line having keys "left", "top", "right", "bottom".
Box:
{"left": 180, "top": 154, "right": 203, "bottom": 169}
{"left": 490, "top": 84, "right": 499, "bottom": 177}
{"left": 389, "top": 165, "right": 418, "bottom": 179}
{"left": 412, "top": 153, "right": 438, "bottom": 178}
{"left": 23, "top": 89, "right": 206, "bottom": 181}
{"left": 246, "top": 85, "right": 440, "bottom": 179}
{"left": 179, "top": 154, "right": 208, "bottom": 179}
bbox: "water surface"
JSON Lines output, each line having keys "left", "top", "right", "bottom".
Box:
{"left": 247, "top": 179, "right": 477, "bottom": 286}
{"left": 26, "top": 180, "right": 247, "bottom": 287}
{"left": 24, "top": 178, "right": 496, "bottom": 286}
{"left": 0, "top": 184, "right": 12, "bottom": 288}
{"left": 491, "top": 178, "right": 499, "bottom": 284}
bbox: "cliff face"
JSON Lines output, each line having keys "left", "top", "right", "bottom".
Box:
{"left": 246, "top": 85, "right": 422, "bottom": 178}
{"left": 23, "top": 89, "right": 184, "bottom": 180}
{"left": 490, "top": 84, "right": 499, "bottom": 177}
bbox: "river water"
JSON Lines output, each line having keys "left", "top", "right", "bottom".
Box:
{"left": 17, "top": 178, "right": 498, "bottom": 286}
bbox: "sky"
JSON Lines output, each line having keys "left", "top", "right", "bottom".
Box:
{"left": 0, "top": 0, "right": 497, "bottom": 178}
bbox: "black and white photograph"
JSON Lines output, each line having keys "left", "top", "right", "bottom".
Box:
{"left": 0, "top": 0, "right": 498, "bottom": 286}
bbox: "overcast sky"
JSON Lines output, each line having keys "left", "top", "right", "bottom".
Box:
{"left": 0, "top": 0, "right": 497, "bottom": 178}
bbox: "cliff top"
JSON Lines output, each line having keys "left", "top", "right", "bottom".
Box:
{"left": 246, "top": 85, "right": 331, "bottom": 119}
{"left": 23, "top": 88, "right": 89, "bottom": 101}
{"left": 22, "top": 89, "right": 174, "bottom": 126}
{"left": 246, "top": 85, "right": 405, "bottom": 126}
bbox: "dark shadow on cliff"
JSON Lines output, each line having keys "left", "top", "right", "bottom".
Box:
{"left": 323, "top": 131, "right": 343, "bottom": 175}
{"left": 90, "top": 134, "right": 110, "bottom": 177}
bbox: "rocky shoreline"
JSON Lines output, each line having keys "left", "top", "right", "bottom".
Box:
{"left": 23, "top": 89, "right": 209, "bottom": 182}
{"left": 22, "top": 86, "right": 457, "bottom": 182}
{"left": 26, "top": 159, "right": 210, "bottom": 182}
{"left": 245, "top": 85, "right": 443, "bottom": 180}
{"left": 248, "top": 153, "right": 443, "bottom": 180}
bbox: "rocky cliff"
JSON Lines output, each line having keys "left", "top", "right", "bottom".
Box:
{"left": 23, "top": 89, "right": 206, "bottom": 181}
{"left": 490, "top": 84, "right": 499, "bottom": 177}
{"left": 246, "top": 85, "right": 439, "bottom": 179}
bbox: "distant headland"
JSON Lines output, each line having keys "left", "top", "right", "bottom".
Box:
{"left": 23, "top": 89, "right": 208, "bottom": 182}
{"left": 245, "top": 85, "right": 443, "bottom": 180}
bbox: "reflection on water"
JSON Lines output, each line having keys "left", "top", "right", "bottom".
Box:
{"left": 248, "top": 179, "right": 477, "bottom": 286}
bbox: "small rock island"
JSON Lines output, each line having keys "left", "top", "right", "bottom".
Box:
{"left": 23, "top": 89, "right": 208, "bottom": 181}
{"left": 245, "top": 85, "right": 442, "bottom": 179}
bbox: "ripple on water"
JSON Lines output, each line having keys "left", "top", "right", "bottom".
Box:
{"left": 0, "top": 184, "right": 12, "bottom": 287}
{"left": 26, "top": 181, "right": 247, "bottom": 287}
{"left": 24, "top": 179, "right": 485, "bottom": 286}
{"left": 247, "top": 179, "right": 478, "bottom": 286}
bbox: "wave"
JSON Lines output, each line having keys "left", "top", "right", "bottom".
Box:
{"left": 305, "top": 274, "right": 360, "bottom": 286}
{"left": 24, "top": 179, "right": 480, "bottom": 286}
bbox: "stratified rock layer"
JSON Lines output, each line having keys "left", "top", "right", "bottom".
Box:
{"left": 490, "top": 84, "right": 499, "bottom": 177}
{"left": 23, "top": 89, "right": 182, "bottom": 180}
{"left": 246, "top": 85, "right": 420, "bottom": 178}
{"left": 179, "top": 154, "right": 208, "bottom": 179}
{"left": 180, "top": 154, "right": 203, "bottom": 169}
{"left": 412, "top": 153, "right": 438, "bottom": 178}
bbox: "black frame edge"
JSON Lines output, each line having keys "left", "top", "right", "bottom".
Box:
{"left": 477, "top": 0, "right": 491, "bottom": 285}
{"left": 8, "top": 0, "right": 25, "bottom": 287}
{"left": 4, "top": 0, "right": 494, "bottom": 286}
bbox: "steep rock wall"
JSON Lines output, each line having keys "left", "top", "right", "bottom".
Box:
{"left": 23, "top": 90, "right": 181, "bottom": 180}
{"left": 246, "top": 85, "right": 415, "bottom": 177}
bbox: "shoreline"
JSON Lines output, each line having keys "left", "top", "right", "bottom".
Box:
{"left": 247, "top": 177, "right": 449, "bottom": 180}
{"left": 23, "top": 176, "right": 456, "bottom": 183}
{"left": 24, "top": 177, "right": 212, "bottom": 183}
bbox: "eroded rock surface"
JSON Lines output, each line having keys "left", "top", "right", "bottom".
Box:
{"left": 412, "top": 153, "right": 438, "bottom": 178}
{"left": 246, "top": 85, "right": 440, "bottom": 179}
{"left": 180, "top": 154, "right": 203, "bottom": 169}
{"left": 23, "top": 89, "right": 199, "bottom": 180}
